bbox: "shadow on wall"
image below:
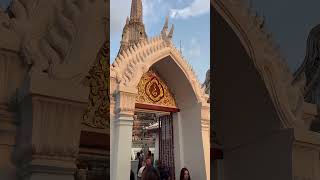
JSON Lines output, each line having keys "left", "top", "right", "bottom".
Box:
{"left": 212, "top": 3, "right": 293, "bottom": 180}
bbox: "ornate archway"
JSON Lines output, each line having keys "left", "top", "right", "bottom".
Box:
{"left": 110, "top": 35, "right": 207, "bottom": 104}
{"left": 110, "top": 34, "right": 210, "bottom": 180}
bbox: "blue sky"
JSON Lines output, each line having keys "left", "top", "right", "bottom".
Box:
{"left": 110, "top": 0, "right": 210, "bottom": 83}
{"left": 250, "top": 0, "right": 320, "bottom": 72}
{"left": 0, "top": 0, "right": 9, "bottom": 9}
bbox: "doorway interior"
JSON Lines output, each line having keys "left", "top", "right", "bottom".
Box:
{"left": 131, "top": 106, "right": 178, "bottom": 179}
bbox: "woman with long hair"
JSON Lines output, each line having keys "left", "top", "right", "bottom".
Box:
{"left": 179, "top": 168, "right": 191, "bottom": 180}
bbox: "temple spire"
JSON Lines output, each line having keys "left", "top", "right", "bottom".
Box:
{"left": 130, "top": 0, "right": 143, "bottom": 22}
{"left": 118, "top": 0, "right": 147, "bottom": 54}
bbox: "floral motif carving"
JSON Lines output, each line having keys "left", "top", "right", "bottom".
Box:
{"left": 83, "top": 42, "right": 109, "bottom": 129}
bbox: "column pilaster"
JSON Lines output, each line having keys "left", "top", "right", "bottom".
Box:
{"left": 112, "top": 86, "right": 137, "bottom": 180}
{"left": 14, "top": 94, "right": 85, "bottom": 180}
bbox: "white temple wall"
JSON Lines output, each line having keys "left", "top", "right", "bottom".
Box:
{"left": 173, "top": 103, "right": 206, "bottom": 180}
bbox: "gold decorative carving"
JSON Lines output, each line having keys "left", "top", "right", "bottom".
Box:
{"left": 83, "top": 42, "right": 109, "bottom": 129}
{"left": 136, "top": 70, "right": 177, "bottom": 108}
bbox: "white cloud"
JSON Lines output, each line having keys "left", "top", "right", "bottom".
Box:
{"left": 142, "top": 0, "right": 171, "bottom": 26}
{"left": 188, "top": 38, "right": 201, "bottom": 57}
{"left": 170, "top": 0, "right": 209, "bottom": 19}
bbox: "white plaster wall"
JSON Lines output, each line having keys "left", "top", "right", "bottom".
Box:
{"left": 173, "top": 112, "right": 183, "bottom": 177}
{"left": 178, "top": 104, "right": 206, "bottom": 180}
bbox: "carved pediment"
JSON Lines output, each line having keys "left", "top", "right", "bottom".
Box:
{"left": 136, "top": 70, "right": 177, "bottom": 108}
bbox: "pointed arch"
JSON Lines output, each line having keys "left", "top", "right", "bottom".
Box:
{"left": 111, "top": 36, "right": 208, "bottom": 104}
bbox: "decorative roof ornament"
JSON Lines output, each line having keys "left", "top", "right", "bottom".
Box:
{"left": 160, "top": 16, "right": 174, "bottom": 43}
{"left": 161, "top": 16, "right": 169, "bottom": 37}
{"left": 168, "top": 24, "right": 174, "bottom": 39}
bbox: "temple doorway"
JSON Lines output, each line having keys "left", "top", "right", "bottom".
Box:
{"left": 131, "top": 109, "right": 177, "bottom": 180}
{"left": 129, "top": 69, "right": 179, "bottom": 179}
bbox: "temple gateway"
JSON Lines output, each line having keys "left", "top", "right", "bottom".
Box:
{"left": 212, "top": 0, "right": 320, "bottom": 180}
{"left": 110, "top": 0, "right": 210, "bottom": 180}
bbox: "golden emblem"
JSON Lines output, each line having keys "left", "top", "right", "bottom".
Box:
{"left": 136, "top": 70, "right": 177, "bottom": 108}
{"left": 145, "top": 77, "right": 164, "bottom": 102}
